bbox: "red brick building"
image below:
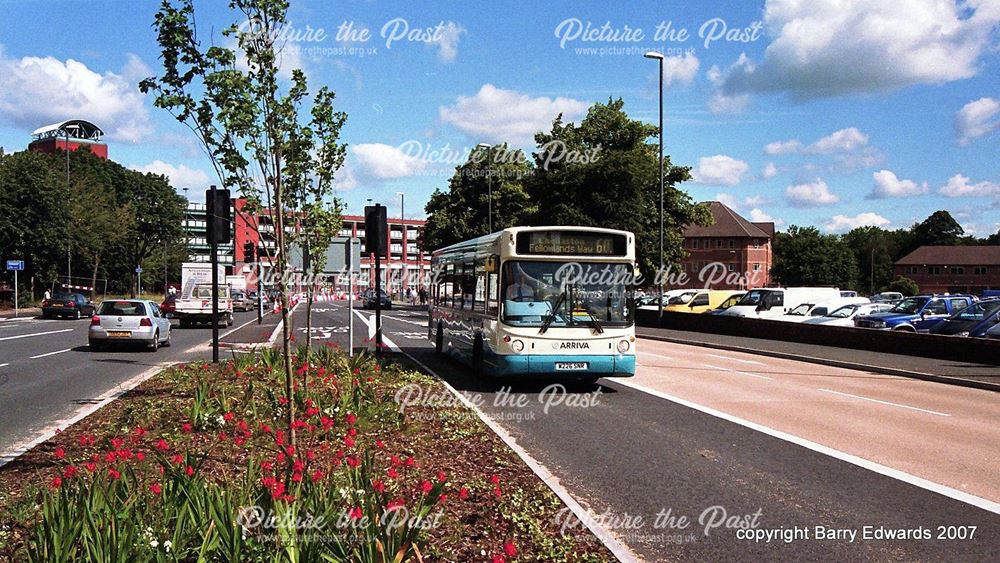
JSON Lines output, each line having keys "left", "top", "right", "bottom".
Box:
{"left": 677, "top": 201, "right": 774, "bottom": 289}
{"left": 894, "top": 246, "right": 1000, "bottom": 294}
{"left": 28, "top": 119, "right": 109, "bottom": 159}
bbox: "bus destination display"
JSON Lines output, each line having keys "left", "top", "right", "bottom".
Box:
{"left": 517, "top": 231, "right": 627, "bottom": 256}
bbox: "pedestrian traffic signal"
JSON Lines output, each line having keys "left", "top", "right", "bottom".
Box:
{"left": 244, "top": 242, "right": 255, "bottom": 262}
{"left": 206, "top": 186, "right": 232, "bottom": 244}
{"left": 364, "top": 204, "right": 387, "bottom": 254}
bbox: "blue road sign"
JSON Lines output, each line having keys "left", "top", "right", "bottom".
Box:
{"left": 6, "top": 260, "right": 24, "bottom": 271}
{"left": 135, "top": 266, "right": 143, "bottom": 273}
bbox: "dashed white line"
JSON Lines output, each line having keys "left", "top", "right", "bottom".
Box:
{"left": 0, "top": 363, "right": 8, "bottom": 368}
{"left": 707, "top": 353, "right": 765, "bottom": 366}
{"left": 733, "top": 370, "right": 773, "bottom": 381}
{"left": 0, "top": 328, "right": 74, "bottom": 341}
{"left": 29, "top": 348, "right": 73, "bottom": 359}
{"left": 637, "top": 351, "right": 674, "bottom": 361}
{"left": 817, "top": 388, "right": 951, "bottom": 417}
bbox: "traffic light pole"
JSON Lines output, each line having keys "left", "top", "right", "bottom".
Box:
{"left": 209, "top": 186, "right": 220, "bottom": 364}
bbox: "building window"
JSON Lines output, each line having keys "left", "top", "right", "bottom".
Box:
{"left": 727, "top": 263, "right": 736, "bottom": 272}
{"left": 752, "top": 240, "right": 760, "bottom": 249}
{"left": 716, "top": 239, "right": 723, "bottom": 248}
{"left": 928, "top": 266, "right": 941, "bottom": 275}
{"left": 691, "top": 239, "right": 699, "bottom": 249}
{"left": 974, "top": 266, "right": 988, "bottom": 275}
{"left": 904, "top": 266, "right": 918, "bottom": 275}
{"left": 752, "top": 263, "right": 760, "bottom": 272}
{"left": 728, "top": 239, "right": 735, "bottom": 248}
{"left": 950, "top": 267, "right": 964, "bottom": 275}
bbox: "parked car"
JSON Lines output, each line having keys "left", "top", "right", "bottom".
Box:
{"left": 854, "top": 294, "right": 975, "bottom": 332}
{"left": 705, "top": 292, "right": 746, "bottom": 315}
{"left": 89, "top": 299, "right": 171, "bottom": 351}
{"left": 160, "top": 294, "right": 177, "bottom": 318}
{"left": 928, "top": 299, "right": 1000, "bottom": 337}
{"left": 840, "top": 290, "right": 858, "bottom": 298}
{"left": 231, "top": 290, "right": 252, "bottom": 312}
{"left": 362, "top": 289, "right": 392, "bottom": 310}
{"left": 986, "top": 320, "right": 1000, "bottom": 340}
{"left": 720, "top": 287, "right": 842, "bottom": 319}
{"left": 870, "top": 291, "right": 904, "bottom": 303}
{"left": 771, "top": 297, "right": 871, "bottom": 323}
{"left": 664, "top": 290, "right": 744, "bottom": 314}
{"left": 41, "top": 292, "right": 95, "bottom": 319}
{"left": 802, "top": 302, "right": 895, "bottom": 327}
{"left": 248, "top": 291, "right": 270, "bottom": 310}
{"left": 637, "top": 289, "right": 699, "bottom": 310}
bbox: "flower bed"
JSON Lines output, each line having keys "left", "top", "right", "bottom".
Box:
{"left": 0, "top": 346, "right": 612, "bottom": 562}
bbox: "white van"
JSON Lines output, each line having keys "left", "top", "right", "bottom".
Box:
{"left": 720, "top": 287, "right": 841, "bottom": 319}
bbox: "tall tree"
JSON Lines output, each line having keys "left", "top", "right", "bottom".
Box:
{"left": 142, "top": 0, "right": 347, "bottom": 446}
{"left": 772, "top": 226, "right": 859, "bottom": 288}
{"left": 907, "top": 210, "right": 964, "bottom": 252}
{"left": 528, "top": 99, "right": 709, "bottom": 280}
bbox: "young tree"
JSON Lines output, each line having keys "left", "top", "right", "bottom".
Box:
{"left": 771, "top": 226, "right": 859, "bottom": 288}
{"left": 141, "top": 0, "right": 346, "bottom": 446}
{"left": 882, "top": 276, "right": 919, "bottom": 296}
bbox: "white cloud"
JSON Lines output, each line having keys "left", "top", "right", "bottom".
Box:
{"left": 439, "top": 84, "right": 589, "bottom": 145}
{"left": 692, "top": 155, "right": 750, "bottom": 186}
{"left": 351, "top": 143, "right": 427, "bottom": 179}
{"left": 749, "top": 208, "right": 784, "bottom": 227}
{"left": 662, "top": 52, "right": 699, "bottom": 86}
{"left": 707, "top": 91, "right": 750, "bottom": 115}
{"left": 869, "top": 169, "right": 928, "bottom": 199}
{"left": 806, "top": 127, "right": 868, "bottom": 154}
{"left": 823, "top": 212, "right": 891, "bottom": 233}
{"left": 763, "top": 139, "right": 801, "bottom": 155}
{"left": 428, "top": 21, "right": 466, "bottom": 63}
{"left": 955, "top": 97, "right": 1000, "bottom": 145}
{"left": 762, "top": 162, "right": 778, "bottom": 179}
{"left": 938, "top": 174, "right": 1000, "bottom": 198}
{"left": 720, "top": 0, "right": 1000, "bottom": 99}
{"left": 785, "top": 178, "right": 839, "bottom": 207}
{"left": 131, "top": 160, "right": 209, "bottom": 191}
{"left": 0, "top": 46, "right": 151, "bottom": 142}
{"left": 715, "top": 192, "right": 769, "bottom": 212}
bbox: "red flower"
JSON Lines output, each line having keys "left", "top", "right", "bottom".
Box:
{"left": 217, "top": 431, "right": 228, "bottom": 441}
{"left": 182, "top": 423, "right": 193, "bottom": 433}
{"left": 155, "top": 438, "right": 170, "bottom": 451}
{"left": 439, "top": 493, "right": 448, "bottom": 503}
{"left": 259, "top": 423, "right": 273, "bottom": 434}
{"left": 436, "top": 471, "right": 447, "bottom": 483}
{"left": 293, "top": 459, "right": 305, "bottom": 472}
{"left": 389, "top": 455, "right": 401, "bottom": 467}
{"left": 492, "top": 556, "right": 506, "bottom": 563}
{"left": 108, "top": 468, "right": 121, "bottom": 480}
{"left": 347, "top": 427, "right": 357, "bottom": 437}
{"left": 63, "top": 466, "right": 78, "bottom": 479}
{"left": 459, "top": 487, "right": 470, "bottom": 500}
{"left": 311, "top": 470, "right": 323, "bottom": 482}
{"left": 349, "top": 506, "right": 363, "bottom": 520}
{"left": 386, "top": 498, "right": 405, "bottom": 510}
{"left": 347, "top": 455, "right": 361, "bottom": 468}
{"left": 343, "top": 436, "right": 355, "bottom": 448}
{"left": 53, "top": 446, "right": 65, "bottom": 460}
{"left": 345, "top": 413, "right": 357, "bottom": 425}
{"left": 292, "top": 472, "right": 303, "bottom": 483}
{"left": 404, "top": 456, "right": 416, "bottom": 468}
{"left": 85, "top": 462, "right": 97, "bottom": 473}
{"left": 110, "top": 437, "right": 125, "bottom": 450}
{"left": 493, "top": 486, "right": 503, "bottom": 498}
{"left": 133, "top": 426, "right": 147, "bottom": 439}
{"left": 79, "top": 434, "right": 95, "bottom": 447}
{"left": 420, "top": 480, "right": 433, "bottom": 494}
{"left": 171, "top": 454, "right": 184, "bottom": 466}
{"left": 234, "top": 436, "right": 246, "bottom": 446}
{"left": 387, "top": 467, "right": 399, "bottom": 479}
{"left": 185, "top": 465, "right": 195, "bottom": 477}
{"left": 222, "top": 412, "right": 234, "bottom": 423}
{"left": 135, "top": 451, "right": 145, "bottom": 462}
{"left": 489, "top": 474, "right": 500, "bottom": 484}
{"left": 319, "top": 416, "right": 334, "bottom": 431}
{"left": 375, "top": 440, "right": 386, "bottom": 449}
{"left": 504, "top": 540, "right": 517, "bottom": 557}
{"left": 50, "top": 476, "right": 62, "bottom": 489}
{"left": 372, "top": 479, "right": 386, "bottom": 493}
{"left": 104, "top": 452, "right": 116, "bottom": 463}
{"left": 150, "top": 482, "right": 162, "bottom": 495}
{"left": 306, "top": 449, "right": 315, "bottom": 461}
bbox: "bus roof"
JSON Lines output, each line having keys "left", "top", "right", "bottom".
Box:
{"left": 431, "top": 226, "right": 634, "bottom": 259}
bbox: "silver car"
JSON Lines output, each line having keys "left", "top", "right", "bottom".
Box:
{"left": 89, "top": 299, "right": 172, "bottom": 352}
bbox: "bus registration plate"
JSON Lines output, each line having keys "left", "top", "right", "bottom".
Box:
{"left": 555, "top": 362, "right": 588, "bottom": 371}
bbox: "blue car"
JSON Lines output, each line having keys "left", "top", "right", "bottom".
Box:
{"left": 929, "top": 299, "right": 1000, "bottom": 337}
{"left": 854, "top": 295, "right": 976, "bottom": 332}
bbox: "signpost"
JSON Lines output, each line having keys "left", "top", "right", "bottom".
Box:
{"left": 207, "top": 185, "right": 232, "bottom": 364}
{"left": 135, "top": 265, "right": 143, "bottom": 296}
{"left": 6, "top": 260, "right": 24, "bottom": 318}
{"left": 365, "top": 205, "right": 387, "bottom": 354}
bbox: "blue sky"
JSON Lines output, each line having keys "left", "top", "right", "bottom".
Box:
{"left": 1, "top": 0, "right": 998, "bottom": 236}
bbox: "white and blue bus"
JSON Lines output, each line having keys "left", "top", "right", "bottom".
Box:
{"left": 428, "top": 226, "right": 636, "bottom": 381}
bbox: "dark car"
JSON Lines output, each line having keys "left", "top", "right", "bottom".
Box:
{"left": 362, "top": 289, "right": 392, "bottom": 310}
{"left": 929, "top": 299, "right": 1000, "bottom": 337}
{"left": 41, "top": 292, "right": 95, "bottom": 319}
{"left": 854, "top": 294, "right": 975, "bottom": 332}
{"left": 160, "top": 294, "right": 177, "bottom": 318}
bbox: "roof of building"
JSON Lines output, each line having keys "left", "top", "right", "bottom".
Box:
{"left": 31, "top": 119, "right": 105, "bottom": 141}
{"left": 683, "top": 201, "right": 773, "bottom": 239}
{"left": 896, "top": 245, "right": 1000, "bottom": 266}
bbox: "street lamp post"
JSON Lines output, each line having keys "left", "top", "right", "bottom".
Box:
{"left": 396, "top": 191, "right": 405, "bottom": 295}
{"left": 644, "top": 51, "right": 665, "bottom": 320}
{"left": 477, "top": 143, "right": 493, "bottom": 233}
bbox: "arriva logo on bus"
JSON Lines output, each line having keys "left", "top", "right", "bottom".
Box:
{"left": 553, "top": 342, "right": 591, "bottom": 350}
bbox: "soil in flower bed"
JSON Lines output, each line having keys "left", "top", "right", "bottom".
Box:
{"left": 0, "top": 347, "right": 614, "bottom": 562}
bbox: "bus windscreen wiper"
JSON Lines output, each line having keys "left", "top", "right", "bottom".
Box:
{"left": 539, "top": 291, "right": 566, "bottom": 334}
{"left": 581, "top": 307, "right": 604, "bottom": 334}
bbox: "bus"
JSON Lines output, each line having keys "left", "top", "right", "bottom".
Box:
{"left": 428, "top": 226, "right": 637, "bottom": 381}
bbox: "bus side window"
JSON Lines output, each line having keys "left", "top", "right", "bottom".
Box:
{"left": 461, "top": 262, "right": 475, "bottom": 310}
{"left": 474, "top": 263, "right": 486, "bottom": 312}
{"left": 443, "top": 264, "right": 454, "bottom": 307}
{"left": 486, "top": 271, "right": 499, "bottom": 315}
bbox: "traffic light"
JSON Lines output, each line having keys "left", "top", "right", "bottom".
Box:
{"left": 364, "top": 204, "right": 387, "bottom": 254}
{"left": 244, "top": 242, "right": 255, "bottom": 262}
{"left": 206, "top": 186, "right": 232, "bottom": 244}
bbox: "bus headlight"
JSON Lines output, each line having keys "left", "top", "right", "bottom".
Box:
{"left": 617, "top": 340, "right": 630, "bottom": 353}
{"left": 511, "top": 339, "right": 524, "bottom": 352}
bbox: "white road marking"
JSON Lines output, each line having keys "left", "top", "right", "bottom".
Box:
{"left": 817, "top": 388, "right": 951, "bottom": 417}
{"left": 0, "top": 363, "right": 8, "bottom": 368}
{"left": 733, "top": 370, "right": 774, "bottom": 381}
{"left": 0, "top": 328, "right": 74, "bottom": 341}
{"left": 637, "top": 351, "right": 674, "bottom": 361}
{"left": 707, "top": 353, "right": 765, "bottom": 366}
{"left": 613, "top": 379, "right": 997, "bottom": 515}
{"left": 29, "top": 348, "right": 73, "bottom": 359}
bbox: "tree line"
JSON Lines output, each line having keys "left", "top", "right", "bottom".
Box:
{"left": 772, "top": 210, "right": 1000, "bottom": 294}
{"left": 421, "top": 98, "right": 712, "bottom": 280}
{"left": 0, "top": 147, "right": 186, "bottom": 301}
